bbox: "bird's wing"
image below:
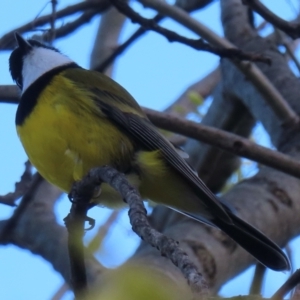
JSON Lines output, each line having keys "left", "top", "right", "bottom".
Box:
{"left": 64, "top": 68, "right": 231, "bottom": 223}
{"left": 92, "top": 88, "right": 232, "bottom": 224}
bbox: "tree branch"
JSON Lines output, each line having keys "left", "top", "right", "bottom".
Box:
{"left": 140, "top": 0, "right": 299, "bottom": 127}
{"left": 90, "top": 6, "right": 127, "bottom": 76}
{"left": 272, "top": 269, "right": 300, "bottom": 300}
{"left": 242, "top": 0, "right": 300, "bottom": 39}
{"left": 70, "top": 166, "right": 208, "bottom": 295}
{"left": 0, "top": 173, "right": 44, "bottom": 241}
{"left": 0, "top": 0, "right": 110, "bottom": 50}
{"left": 249, "top": 264, "right": 266, "bottom": 294}
{"left": 0, "top": 161, "right": 32, "bottom": 207}
{"left": 110, "top": 0, "right": 271, "bottom": 63}
{"left": 144, "top": 108, "right": 300, "bottom": 180}
{"left": 94, "top": 0, "right": 214, "bottom": 73}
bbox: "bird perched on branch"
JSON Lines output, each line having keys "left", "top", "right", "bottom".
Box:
{"left": 9, "top": 33, "right": 289, "bottom": 271}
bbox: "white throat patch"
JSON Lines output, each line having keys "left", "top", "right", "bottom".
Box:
{"left": 22, "top": 47, "right": 73, "bottom": 94}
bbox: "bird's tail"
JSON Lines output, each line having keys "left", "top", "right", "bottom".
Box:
{"left": 212, "top": 210, "right": 290, "bottom": 271}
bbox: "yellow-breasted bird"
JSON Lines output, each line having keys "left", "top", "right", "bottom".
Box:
{"left": 9, "top": 33, "right": 289, "bottom": 271}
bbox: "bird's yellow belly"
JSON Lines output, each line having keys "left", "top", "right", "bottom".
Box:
{"left": 17, "top": 91, "right": 135, "bottom": 199}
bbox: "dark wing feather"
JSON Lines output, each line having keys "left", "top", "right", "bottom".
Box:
{"left": 94, "top": 91, "right": 232, "bottom": 224}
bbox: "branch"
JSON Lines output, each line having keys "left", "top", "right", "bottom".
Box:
{"left": 110, "top": 0, "right": 271, "bottom": 63}
{"left": 175, "top": 0, "right": 214, "bottom": 12}
{"left": 94, "top": 0, "right": 214, "bottom": 72}
{"left": 164, "top": 67, "right": 221, "bottom": 116}
{"left": 90, "top": 6, "right": 127, "bottom": 76}
{"left": 272, "top": 269, "right": 300, "bottom": 300}
{"left": 0, "top": 161, "right": 32, "bottom": 207}
{"left": 64, "top": 198, "right": 91, "bottom": 297}
{"left": 87, "top": 211, "right": 119, "bottom": 254}
{"left": 94, "top": 13, "right": 164, "bottom": 72}
{"left": 144, "top": 108, "right": 300, "bottom": 179}
{"left": 249, "top": 264, "right": 266, "bottom": 294}
{"left": 49, "top": 0, "right": 58, "bottom": 43}
{"left": 0, "top": 85, "right": 19, "bottom": 103}
{"left": 0, "top": 173, "right": 44, "bottom": 241}
{"left": 42, "top": 9, "right": 101, "bottom": 43}
{"left": 0, "top": 0, "right": 110, "bottom": 50}
{"left": 70, "top": 166, "right": 208, "bottom": 295}
{"left": 140, "top": 0, "right": 299, "bottom": 127}
{"left": 242, "top": 0, "right": 300, "bottom": 39}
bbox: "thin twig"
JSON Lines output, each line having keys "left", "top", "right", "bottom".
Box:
{"left": 242, "top": 0, "right": 300, "bottom": 39}
{"left": 110, "top": 0, "right": 271, "bottom": 64}
{"left": 284, "top": 41, "right": 300, "bottom": 74}
{"left": 272, "top": 269, "right": 300, "bottom": 300}
{"left": 70, "top": 166, "right": 208, "bottom": 295}
{"left": 94, "top": 13, "right": 165, "bottom": 72}
{"left": 0, "top": 85, "right": 19, "bottom": 103}
{"left": 0, "top": 173, "right": 44, "bottom": 241}
{"left": 249, "top": 264, "right": 266, "bottom": 294}
{"left": 64, "top": 199, "right": 90, "bottom": 298}
{"left": 50, "top": 283, "right": 69, "bottom": 300}
{"left": 140, "top": 0, "right": 299, "bottom": 127}
{"left": 49, "top": 0, "right": 58, "bottom": 43}
{"left": 0, "top": 0, "right": 110, "bottom": 50}
{"left": 87, "top": 210, "right": 119, "bottom": 254}
{"left": 43, "top": 9, "right": 100, "bottom": 42}
{"left": 94, "top": 0, "right": 214, "bottom": 72}
{"left": 0, "top": 161, "right": 32, "bottom": 207}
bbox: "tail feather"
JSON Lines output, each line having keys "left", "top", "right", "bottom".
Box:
{"left": 179, "top": 205, "right": 290, "bottom": 271}
{"left": 213, "top": 210, "right": 290, "bottom": 271}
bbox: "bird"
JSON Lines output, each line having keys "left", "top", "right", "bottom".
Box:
{"left": 9, "top": 33, "right": 289, "bottom": 271}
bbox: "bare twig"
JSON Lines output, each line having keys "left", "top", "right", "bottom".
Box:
{"left": 70, "top": 166, "right": 208, "bottom": 295}
{"left": 164, "top": 67, "right": 221, "bottom": 116}
{"left": 94, "top": 0, "right": 214, "bottom": 72}
{"left": 0, "top": 85, "right": 19, "bottom": 103}
{"left": 242, "top": 0, "right": 300, "bottom": 39}
{"left": 175, "top": 0, "right": 213, "bottom": 12}
{"left": 94, "top": 13, "right": 165, "bottom": 72}
{"left": 64, "top": 198, "right": 90, "bottom": 297}
{"left": 0, "top": 173, "right": 44, "bottom": 241}
{"left": 0, "top": 0, "right": 110, "bottom": 50}
{"left": 140, "top": 0, "right": 299, "bottom": 126}
{"left": 292, "top": 284, "right": 300, "bottom": 300}
{"left": 272, "top": 269, "right": 300, "bottom": 300}
{"left": 87, "top": 210, "right": 119, "bottom": 254}
{"left": 249, "top": 264, "right": 266, "bottom": 295}
{"left": 50, "top": 283, "right": 69, "bottom": 300}
{"left": 44, "top": 9, "right": 100, "bottom": 42}
{"left": 49, "top": 0, "right": 58, "bottom": 43}
{"left": 284, "top": 41, "right": 300, "bottom": 74}
{"left": 0, "top": 161, "right": 32, "bottom": 207}
{"left": 110, "top": 0, "right": 271, "bottom": 64}
{"left": 90, "top": 6, "right": 127, "bottom": 76}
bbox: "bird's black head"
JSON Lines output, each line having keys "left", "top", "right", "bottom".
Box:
{"left": 9, "top": 33, "right": 63, "bottom": 91}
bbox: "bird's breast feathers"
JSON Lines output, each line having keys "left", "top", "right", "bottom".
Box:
{"left": 17, "top": 73, "right": 135, "bottom": 193}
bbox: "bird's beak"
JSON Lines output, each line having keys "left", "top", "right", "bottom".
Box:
{"left": 15, "top": 32, "right": 32, "bottom": 52}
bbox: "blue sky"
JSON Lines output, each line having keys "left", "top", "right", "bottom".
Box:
{"left": 0, "top": 1, "right": 299, "bottom": 299}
